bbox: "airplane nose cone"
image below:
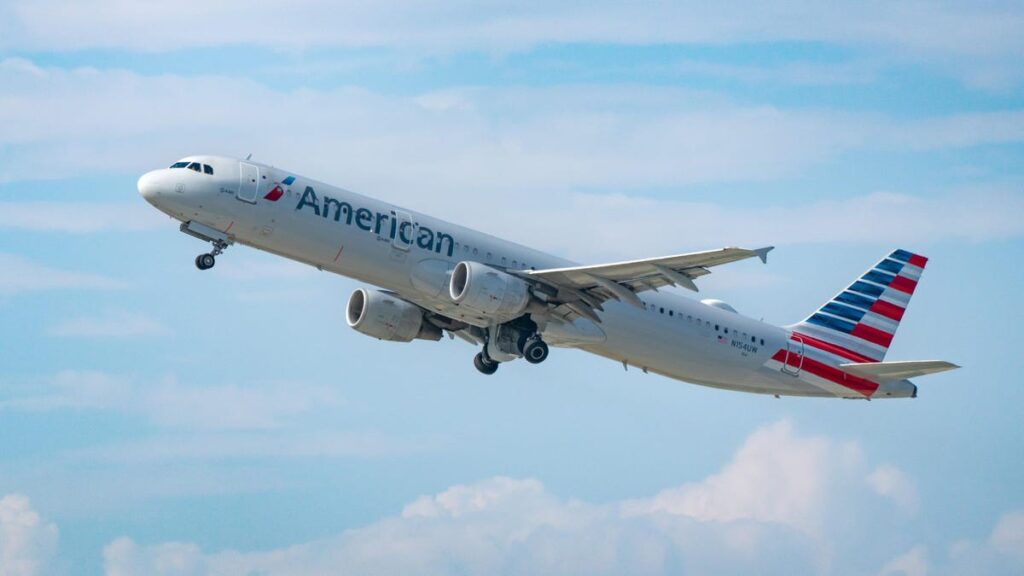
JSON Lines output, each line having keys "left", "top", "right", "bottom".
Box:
{"left": 137, "top": 170, "right": 162, "bottom": 204}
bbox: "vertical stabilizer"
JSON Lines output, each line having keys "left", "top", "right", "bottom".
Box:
{"left": 790, "top": 249, "right": 927, "bottom": 362}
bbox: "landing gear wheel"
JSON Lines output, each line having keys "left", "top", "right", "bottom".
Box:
{"left": 522, "top": 338, "right": 549, "bottom": 364}
{"left": 473, "top": 352, "right": 499, "bottom": 375}
{"left": 195, "top": 253, "right": 216, "bottom": 270}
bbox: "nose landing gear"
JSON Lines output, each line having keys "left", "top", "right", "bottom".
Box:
{"left": 194, "top": 238, "right": 228, "bottom": 270}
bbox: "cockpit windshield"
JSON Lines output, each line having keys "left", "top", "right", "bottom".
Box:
{"left": 169, "top": 161, "right": 214, "bottom": 175}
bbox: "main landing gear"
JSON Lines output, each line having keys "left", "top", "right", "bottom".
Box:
{"left": 194, "top": 239, "right": 228, "bottom": 271}
{"left": 473, "top": 351, "right": 499, "bottom": 375}
{"left": 472, "top": 322, "right": 550, "bottom": 375}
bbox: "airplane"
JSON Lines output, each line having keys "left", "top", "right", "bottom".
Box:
{"left": 138, "top": 155, "right": 958, "bottom": 399}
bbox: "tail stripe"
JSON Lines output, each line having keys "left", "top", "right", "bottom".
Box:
{"left": 889, "top": 275, "right": 918, "bottom": 294}
{"left": 835, "top": 291, "right": 876, "bottom": 311}
{"left": 875, "top": 258, "right": 905, "bottom": 274}
{"left": 851, "top": 323, "right": 894, "bottom": 347}
{"left": 807, "top": 313, "right": 856, "bottom": 334}
{"left": 890, "top": 249, "right": 928, "bottom": 268}
{"left": 793, "top": 332, "right": 877, "bottom": 363}
{"left": 863, "top": 269, "right": 897, "bottom": 286}
{"left": 789, "top": 249, "right": 928, "bottom": 363}
{"left": 850, "top": 281, "right": 885, "bottom": 298}
{"left": 869, "top": 299, "right": 905, "bottom": 321}
{"left": 859, "top": 311, "right": 899, "bottom": 334}
{"left": 821, "top": 302, "right": 867, "bottom": 322}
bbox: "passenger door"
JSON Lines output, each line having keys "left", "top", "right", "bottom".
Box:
{"left": 238, "top": 163, "right": 259, "bottom": 203}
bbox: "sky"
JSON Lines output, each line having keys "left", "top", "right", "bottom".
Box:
{"left": 0, "top": 1, "right": 1023, "bottom": 574}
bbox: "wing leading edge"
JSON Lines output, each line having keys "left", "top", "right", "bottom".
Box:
{"left": 522, "top": 246, "right": 773, "bottom": 322}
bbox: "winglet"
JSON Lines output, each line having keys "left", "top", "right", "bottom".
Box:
{"left": 753, "top": 246, "right": 774, "bottom": 264}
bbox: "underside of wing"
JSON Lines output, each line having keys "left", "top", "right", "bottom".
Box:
{"left": 523, "top": 246, "right": 773, "bottom": 321}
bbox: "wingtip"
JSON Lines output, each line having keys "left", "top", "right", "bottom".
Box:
{"left": 753, "top": 246, "right": 774, "bottom": 264}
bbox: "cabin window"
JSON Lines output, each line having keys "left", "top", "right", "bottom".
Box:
{"left": 715, "top": 324, "right": 719, "bottom": 331}
{"left": 669, "top": 310, "right": 674, "bottom": 317}
{"left": 760, "top": 338, "right": 765, "bottom": 346}
{"left": 486, "top": 252, "right": 492, "bottom": 261}
{"left": 687, "top": 315, "right": 692, "bottom": 322}
{"left": 512, "top": 260, "right": 518, "bottom": 268}
{"left": 751, "top": 336, "right": 756, "bottom": 343}
{"left": 659, "top": 307, "right": 664, "bottom": 314}
{"left": 501, "top": 257, "right": 507, "bottom": 265}
{"left": 724, "top": 328, "right": 729, "bottom": 334}
{"left": 472, "top": 248, "right": 478, "bottom": 256}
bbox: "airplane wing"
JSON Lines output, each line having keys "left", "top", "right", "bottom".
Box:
{"left": 523, "top": 246, "right": 773, "bottom": 322}
{"left": 837, "top": 360, "right": 960, "bottom": 382}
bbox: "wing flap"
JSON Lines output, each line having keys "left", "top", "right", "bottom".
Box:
{"left": 837, "top": 360, "right": 960, "bottom": 381}
{"left": 527, "top": 246, "right": 771, "bottom": 292}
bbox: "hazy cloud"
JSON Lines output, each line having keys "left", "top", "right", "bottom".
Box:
{"left": 2, "top": 2, "right": 1023, "bottom": 87}
{"left": 0, "top": 253, "right": 127, "bottom": 294}
{"left": 1, "top": 370, "right": 341, "bottom": 430}
{"left": 0, "top": 202, "right": 164, "bottom": 233}
{"left": 0, "top": 494, "right": 58, "bottom": 576}
{"left": 96, "top": 421, "right": 910, "bottom": 576}
{"left": 49, "top": 311, "right": 168, "bottom": 338}
{"left": 867, "top": 465, "right": 920, "bottom": 515}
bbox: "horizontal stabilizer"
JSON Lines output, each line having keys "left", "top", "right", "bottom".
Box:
{"left": 838, "top": 360, "right": 959, "bottom": 382}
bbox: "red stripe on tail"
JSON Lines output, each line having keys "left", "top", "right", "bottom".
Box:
{"left": 851, "top": 323, "right": 894, "bottom": 347}
{"left": 792, "top": 332, "right": 878, "bottom": 363}
{"left": 889, "top": 275, "right": 917, "bottom": 294}
{"left": 869, "top": 299, "right": 905, "bottom": 321}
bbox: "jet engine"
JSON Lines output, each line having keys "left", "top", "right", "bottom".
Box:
{"left": 449, "top": 261, "right": 532, "bottom": 317}
{"left": 346, "top": 288, "right": 442, "bottom": 342}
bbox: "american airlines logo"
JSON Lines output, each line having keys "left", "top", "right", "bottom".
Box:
{"left": 263, "top": 176, "right": 295, "bottom": 202}
{"left": 293, "top": 185, "right": 456, "bottom": 257}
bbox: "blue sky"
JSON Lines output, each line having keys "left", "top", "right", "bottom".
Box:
{"left": 1, "top": 2, "right": 1023, "bottom": 574}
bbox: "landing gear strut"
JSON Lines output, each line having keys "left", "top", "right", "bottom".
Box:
{"left": 474, "top": 351, "right": 499, "bottom": 375}
{"left": 194, "top": 239, "right": 228, "bottom": 271}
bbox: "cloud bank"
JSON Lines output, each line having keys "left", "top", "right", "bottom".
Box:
{"left": 90, "top": 421, "right": 1024, "bottom": 576}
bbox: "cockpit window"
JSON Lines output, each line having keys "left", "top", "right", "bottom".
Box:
{"left": 187, "top": 162, "right": 201, "bottom": 172}
{"left": 170, "top": 161, "right": 189, "bottom": 169}
{"left": 203, "top": 164, "right": 214, "bottom": 175}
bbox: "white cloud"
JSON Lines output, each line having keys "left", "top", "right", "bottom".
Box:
{"left": 96, "top": 421, "right": 916, "bottom": 576}
{"left": 0, "top": 202, "right": 165, "bottom": 233}
{"left": 877, "top": 545, "right": 928, "bottom": 576}
{"left": 867, "top": 464, "right": 920, "bottom": 515}
{"left": 990, "top": 511, "right": 1024, "bottom": 561}
{"left": 2, "top": 2, "right": 1023, "bottom": 88}
{"left": 49, "top": 311, "right": 168, "bottom": 337}
{"left": 2, "top": 61, "right": 1023, "bottom": 259}
{"left": 0, "top": 253, "right": 127, "bottom": 294}
{"left": 1, "top": 370, "right": 341, "bottom": 430}
{"left": 0, "top": 494, "right": 59, "bottom": 576}
{"left": 621, "top": 420, "right": 859, "bottom": 535}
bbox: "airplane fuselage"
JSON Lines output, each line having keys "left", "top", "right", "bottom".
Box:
{"left": 139, "top": 155, "right": 919, "bottom": 399}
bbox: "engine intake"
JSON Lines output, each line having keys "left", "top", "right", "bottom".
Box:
{"left": 449, "top": 261, "right": 532, "bottom": 318}
{"left": 346, "top": 288, "right": 442, "bottom": 342}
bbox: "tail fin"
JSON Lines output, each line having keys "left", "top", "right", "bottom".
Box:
{"left": 791, "top": 249, "right": 927, "bottom": 362}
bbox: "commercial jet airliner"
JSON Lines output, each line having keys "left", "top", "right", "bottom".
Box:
{"left": 139, "top": 156, "right": 958, "bottom": 399}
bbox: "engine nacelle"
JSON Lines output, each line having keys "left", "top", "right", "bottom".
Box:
{"left": 346, "top": 288, "right": 442, "bottom": 342}
{"left": 449, "top": 261, "right": 531, "bottom": 318}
